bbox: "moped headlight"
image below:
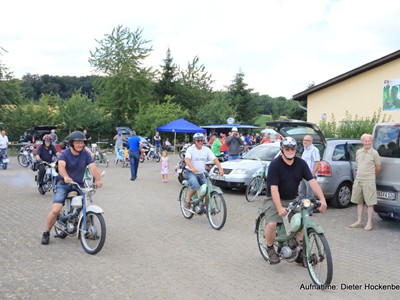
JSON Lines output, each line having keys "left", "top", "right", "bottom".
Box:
{"left": 303, "top": 199, "right": 311, "bottom": 208}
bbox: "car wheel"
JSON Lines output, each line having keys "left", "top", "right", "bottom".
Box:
{"left": 377, "top": 213, "right": 393, "bottom": 221}
{"left": 331, "top": 182, "right": 352, "bottom": 208}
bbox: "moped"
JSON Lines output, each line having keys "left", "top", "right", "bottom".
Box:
{"left": 256, "top": 198, "right": 333, "bottom": 287}
{"left": 179, "top": 172, "right": 227, "bottom": 230}
{"left": 17, "top": 144, "right": 36, "bottom": 168}
{"left": 35, "top": 161, "right": 58, "bottom": 194}
{"left": 53, "top": 178, "right": 106, "bottom": 255}
{"left": 0, "top": 148, "right": 9, "bottom": 170}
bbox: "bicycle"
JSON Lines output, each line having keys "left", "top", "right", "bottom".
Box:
{"left": 245, "top": 164, "right": 267, "bottom": 202}
{"left": 256, "top": 199, "right": 333, "bottom": 287}
{"left": 178, "top": 172, "right": 227, "bottom": 230}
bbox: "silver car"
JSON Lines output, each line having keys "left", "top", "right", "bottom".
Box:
{"left": 316, "top": 139, "right": 363, "bottom": 208}
{"left": 210, "top": 142, "right": 281, "bottom": 190}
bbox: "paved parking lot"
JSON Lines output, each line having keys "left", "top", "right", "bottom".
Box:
{"left": 0, "top": 154, "right": 399, "bottom": 299}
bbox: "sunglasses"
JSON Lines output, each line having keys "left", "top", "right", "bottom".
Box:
{"left": 195, "top": 140, "right": 204, "bottom": 143}
{"left": 283, "top": 148, "right": 296, "bottom": 152}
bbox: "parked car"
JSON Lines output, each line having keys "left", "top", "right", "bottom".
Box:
{"left": 372, "top": 122, "right": 400, "bottom": 220}
{"left": 210, "top": 142, "right": 281, "bottom": 190}
{"left": 317, "top": 138, "right": 363, "bottom": 208}
{"left": 19, "top": 125, "right": 57, "bottom": 143}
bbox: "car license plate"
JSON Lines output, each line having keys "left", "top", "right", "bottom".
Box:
{"left": 377, "top": 191, "right": 396, "bottom": 201}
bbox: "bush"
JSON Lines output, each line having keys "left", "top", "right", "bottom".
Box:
{"left": 318, "top": 108, "right": 392, "bottom": 138}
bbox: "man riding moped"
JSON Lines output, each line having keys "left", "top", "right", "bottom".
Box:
{"left": 262, "top": 137, "right": 327, "bottom": 264}
{"left": 41, "top": 131, "right": 103, "bottom": 245}
{"left": 183, "top": 133, "right": 224, "bottom": 211}
{"left": 35, "top": 134, "right": 59, "bottom": 193}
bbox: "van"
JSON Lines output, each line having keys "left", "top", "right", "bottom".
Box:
{"left": 372, "top": 122, "right": 400, "bottom": 220}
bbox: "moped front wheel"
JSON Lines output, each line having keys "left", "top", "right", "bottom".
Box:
{"left": 256, "top": 213, "right": 276, "bottom": 262}
{"left": 179, "top": 151, "right": 185, "bottom": 159}
{"left": 139, "top": 155, "right": 145, "bottom": 163}
{"left": 79, "top": 212, "right": 106, "bottom": 255}
{"left": 179, "top": 186, "right": 194, "bottom": 219}
{"left": 245, "top": 176, "right": 263, "bottom": 202}
{"left": 305, "top": 229, "right": 333, "bottom": 287}
{"left": 155, "top": 154, "right": 161, "bottom": 163}
{"left": 17, "top": 154, "right": 29, "bottom": 167}
{"left": 207, "top": 192, "right": 227, "bottom": 230}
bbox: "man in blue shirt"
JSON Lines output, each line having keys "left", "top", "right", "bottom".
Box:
{"left": 127, "top": 130, "right": 142, "bottom": 181}
{"left": 35, "top": 134, "right": 59, "bottom": 194}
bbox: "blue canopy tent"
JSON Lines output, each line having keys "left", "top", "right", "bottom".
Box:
{"left": 201, "top": 124, "right": 261, "bottom": 135}
{"left": 157, "top": 118, "right": 206, "bottom": 152}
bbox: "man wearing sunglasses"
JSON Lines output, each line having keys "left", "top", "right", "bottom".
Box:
{"left": 183, "top": 133, "right": 224, "bottom": 211}
{"left": 262, "top": 137, "right": 327, "bottom": 265}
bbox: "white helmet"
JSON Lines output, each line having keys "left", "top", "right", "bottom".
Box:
{"left": 193, "top": 133, "right": 205, "bottom": 141}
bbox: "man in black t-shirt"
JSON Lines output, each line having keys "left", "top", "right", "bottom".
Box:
{"left": 35, "top": 135, "right": 59, "bottom": 193}
{"left": 263, "top": 137, "right": 327, "bottom": 264}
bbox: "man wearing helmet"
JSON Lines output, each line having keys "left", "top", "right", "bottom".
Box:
{"left": 41, "top": 131, "right": 103, "bottom": 245}
{"left": 262, "top": 137, "right": 327, "bottom": 264}
{"left": 183, "top": 133, "right": 224, "bottom": 210}
{"left": 35, "top": 134, "right": 59, "bottom": 194}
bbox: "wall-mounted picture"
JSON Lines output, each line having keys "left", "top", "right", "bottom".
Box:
{"left": 383, "top": 79, "right": 400, "bottom": 110}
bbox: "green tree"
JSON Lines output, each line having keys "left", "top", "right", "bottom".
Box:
{"left": 174, "top": 56, "right": 214, "bottom": 114}
{"left": 0, "top": 47, "right": 23, "bottom": 105}
{"left": 89, "top": 25, "right": 155, "bottom": 126}
{"left": 226, "top": 71, "right": 258, "bottom": 123}
{"left": 134, "top": 97, "right": 189, "bottom": 137}
{"left": 196, "top": 91, "right": 237, "bottom": 125}
{"left": 59, "top": 92, "right": 104, "bottom": 133}
{"left": 154, "top": 48, "right": 178, "bottom": 104}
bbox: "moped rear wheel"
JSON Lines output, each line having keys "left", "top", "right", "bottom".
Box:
{"left": 17, "top": 154, "right": 29, "bottom": 167}
{"left": 207, "top": 192, "right": 227, "bottom": 230}
{"left": 179, "top": 186, "right": 194, "bottom": 219}
{"left": 245, "top": 176, "right": 263, "bottom": 202}
{"left": 80, "top": 212, "right": 106, "bottom": 255}
{"left": 256, "top": 213, "right": 278, "bottom": 262}
{"left": 155, "top": 153, "right": 161, "bottom": 162}
{"left": 305, "top": 229, "right": 333, "bottom": 287}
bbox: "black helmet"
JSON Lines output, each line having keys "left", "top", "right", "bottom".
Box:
{"left": 69, "top": 131, "right": 86, "bottom": 142}
{"left": 280, "top": 137, "right": 297, "bottom": 149}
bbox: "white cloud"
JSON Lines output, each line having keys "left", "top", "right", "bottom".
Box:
{"left": 1, "top": 0, "right": 400, "bottom": 98}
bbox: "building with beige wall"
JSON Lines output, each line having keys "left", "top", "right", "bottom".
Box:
{"left": 293, "top": 50, "right": 400, "bottom": 124}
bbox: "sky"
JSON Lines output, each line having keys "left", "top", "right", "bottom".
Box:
{"left": 1, "top": 0, "right": 400, "bottom": 99}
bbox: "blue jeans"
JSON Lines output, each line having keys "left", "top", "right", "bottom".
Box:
{"left": 129, "top": 150, "right": 140, "bottom": 179}
{"left": 185, "top": 170, "right": 207, "bottom": 191}
{"left": 0, "top": 148, "right": 8, "bottom": 157}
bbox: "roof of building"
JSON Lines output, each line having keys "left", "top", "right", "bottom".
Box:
{"left": 292, "top": 49, "right": 400, "bottom": 102}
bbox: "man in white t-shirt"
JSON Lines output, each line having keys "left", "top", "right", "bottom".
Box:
{"left": 298, "top": 135, "right": 320, "bottom": 200}
{"left": 183, "top": 133, "right": 224, "bottom": 210}
{"left": 0, "top": 130, "right": 11, "bottom": 156}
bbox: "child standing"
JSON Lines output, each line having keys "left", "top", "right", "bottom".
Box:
{"left": 160, "top": 150, "right": 169, "bottom": 183}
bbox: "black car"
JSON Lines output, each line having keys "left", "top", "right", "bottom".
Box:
{"left": 20, "top": 125, "right": 57, "bottom": 143}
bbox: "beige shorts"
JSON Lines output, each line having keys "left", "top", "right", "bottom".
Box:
{"left": 262, "top": 196, "right": 293, "bottom": 223}
{"left": 350, "top": 180, "right": 377, "bottom": 206}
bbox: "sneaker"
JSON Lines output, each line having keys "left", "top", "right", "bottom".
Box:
{"left": 267, "top": 246, "right": 280, "bottom": 264}
{"left": 41, "top": 231, "right": 50, "bottom": 245}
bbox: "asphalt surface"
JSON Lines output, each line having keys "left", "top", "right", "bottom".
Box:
{"left": 1, "top": 154, "right": 399, "bottom": 300}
